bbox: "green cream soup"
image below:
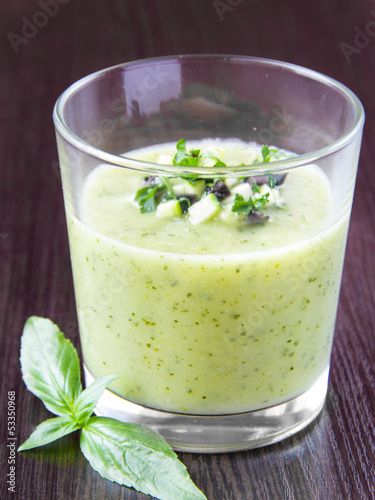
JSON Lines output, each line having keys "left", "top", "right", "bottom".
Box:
{"left": 66, "top": 140, "right": 349, "bottom": 414}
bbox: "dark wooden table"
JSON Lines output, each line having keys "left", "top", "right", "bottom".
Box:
{"left": 1, "top": 1, "right": 375, "bottom": 499}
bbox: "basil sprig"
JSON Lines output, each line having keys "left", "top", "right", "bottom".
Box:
{"left": 18, "top": 316, "right": 207, "bottom": 500}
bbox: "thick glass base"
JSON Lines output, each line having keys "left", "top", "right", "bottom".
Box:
{"left": 84, "top": 365, "right": 328, "bottom": 453}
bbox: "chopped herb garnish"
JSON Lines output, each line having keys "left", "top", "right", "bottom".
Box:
{"left": 134, "top": 139, "right": 288, "bottom": 224}
{"left": 252, "top": 183, "right": 261, "bottom": 194}
{"left": 253, "top": 145, "right": 293, "bottom": 164}
{"left": 134, "top": 177, "right": 177, "bottom": 213}
{"left": 200, "top": 153, "right": 227, "bottom": 168}
{"left": 179, "top": 175, "right": 201, "bottom": 185}
{"left": 160, "top": 176, "right": 177, "bottom": 199}
{"left": 231, "top": 192, "right": 270, "bottom": 214}
{"left": 134, "top": 185, "right": 160, "bottom": 213}
{"left": 205, "top": 177, "right": 225, "bottom": 187}
{"left": 253, "top": 145, "right": 278, "bottom": 164}
{"left": 173, "top": 139, "right": 200, "bottom": 167}
{"left": 173, "top": 139, "right": 227, "bottom": 168}
{"left": 267, "top": 173, "right": 277, "bottom": 189}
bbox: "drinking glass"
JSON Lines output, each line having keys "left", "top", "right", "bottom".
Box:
{"left": 53, "top": 55, "right": 364, "bottom": 452}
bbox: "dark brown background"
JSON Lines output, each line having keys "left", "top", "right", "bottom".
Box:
{"left": 1, "top": 1, "right": 374, "bottom": 499}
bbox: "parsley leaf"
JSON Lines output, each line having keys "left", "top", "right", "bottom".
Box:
{"left": 18, "top": 317, "right": 207, "bottom": 500}
{"left": 260, "top": 145, "right": 276, "bottom": 162}
{"left": 253, "top": 145, "right": 293, "bottom": 165}
{"left": 173, "top": 139, "right": 227, "bottom": 168}
{"left": 160, "top": 176, "right": 177, "bottom": 199}
{"left": 134, "top": 185, "right": 160, "bottom": 213}
{"left": 179, "top": 175, "right": 200, "bottom": 185}
{"left": 173, "top": 139, "right": 200, "bottom": 167}
{"left": 253, "top": 145, "right": 278, "bottom": 164}
{"left": 267, "top": 173, "right": 277, "bottom": 189}
{"left": 199, "top": 153, "right": 227, "bottom": 168}
{"left": 134, "top": 178, "right": 178, "bottom": 213}
{"left": 231, "top": 192, "right": 270, "bottom": 214}
{"left": 252, "top": 183, "right": 261, "bottom": 194}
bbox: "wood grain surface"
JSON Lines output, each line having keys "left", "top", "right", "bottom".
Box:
{"left": 1, "top": 1, "right": 375, "bottom": 499}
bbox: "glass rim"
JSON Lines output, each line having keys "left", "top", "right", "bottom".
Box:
{"left": 53, "top": 54, "right": 365, "bottom": 176}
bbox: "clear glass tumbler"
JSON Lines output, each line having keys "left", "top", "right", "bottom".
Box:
{"left": 53, "top": 55, "right": 364, "bottom": 452}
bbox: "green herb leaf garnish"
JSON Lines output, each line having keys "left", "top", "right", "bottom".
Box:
{"left": 18, "top": 317, "right": 207, "bottom": 500}
{"left": 18, "top": 415, "right": 81, "bottom": 451}
{"left": 253, "top": 144, "right": 293, "bottom": 164}
{"left": 231, "top": 192, "right": 270, "bottom": 214}
{"left": 179, "top": 175, "right": 200, "bottom": 185}
{"left": 73, "top": 375, "right": 119, "bottom": 426}
{"left": 173, "top": 139, "right": 200, "bottom": 167}
{"left": 134, "top": 185, "right": 161, "bottom": 213}
{"left": 199, "top": 153, "right": 227, "bottom": 168}
{"left": 134, "top": 139, "right": 287, "bottom": 223}
{"left": 160, "top": 176, "right": 177, "bottom": 199}
{"left": 19, "top": 316, "right": 82, "bottom": 418}
{"left": 173, "top": 139, "right": 228, "bottom": 168}
{"left": 80, "top": 417, "right": 206, "bottom": 500}
{"left": 261, "top": 145, "right": 277, "bottom": 163}
{"left": 134, "top": 177, "right": 178, "bottom": 213}
{"left": 251, "top": 183, "right": 261, "bottom": 194}
{"left": 267, "top": 173, "right": 277, "bottom": 189}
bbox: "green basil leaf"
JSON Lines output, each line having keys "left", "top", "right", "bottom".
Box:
{"left": 18, "top": 415, "right": 80, "bottom": 451}
{"left": 20, "top": 316, "right": 82, "bottom": 417}
{"left": 74, "top": 375, "right": 118, "bottom": 426}
{"left": 80, "top": 417, "right": 207, "bottom": 500}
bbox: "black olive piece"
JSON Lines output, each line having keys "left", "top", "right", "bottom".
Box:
{"left": 178, "top": 198, "right": 190, "bottom": 214}
{"left": 244, "top": 173, "right": 287, "bottom": 187}
{"left": 244, "top": 175, "right": 269, "bottom": 186}
{"left": 273, "top": 173, "right": 287, "bottom": 186}
{"left": 205, "top": 180, "right": 231, "bottom": 201}
{"left": 245, "top": 210, "right": 269, "bottom": 224}
{"left": 176, "top": 194, "right": 198, "bottom": 205}
{"left": 143, "top": 176, "right": 158, "bottom": 187}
